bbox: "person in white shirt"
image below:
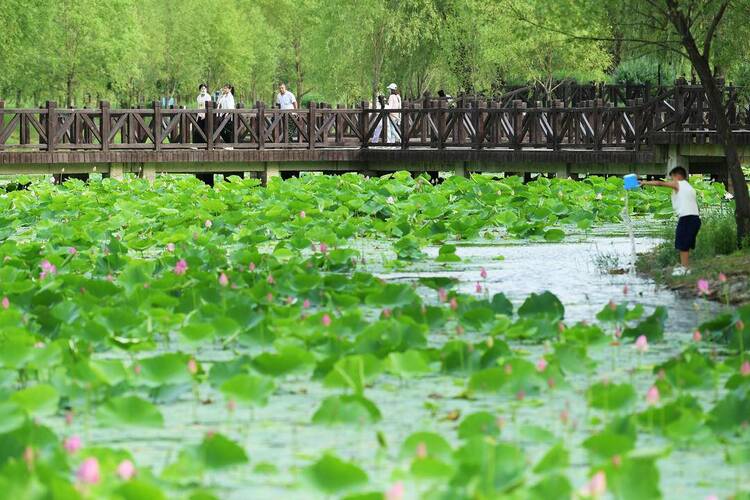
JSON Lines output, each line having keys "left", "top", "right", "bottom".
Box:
{"left": 386, "top": 83, "right": 402, "bottom": 143}
{"left": 194, "top": 83, "right": 211, "bottom": 143}
{"left": 216, "top": 84, "right": 235, "bottom": 145}
{"left": 641, "top": 166, "right": 701, "bottom": 274}
{"left": 276, "top": 83, "right": 297, "bottom": 109}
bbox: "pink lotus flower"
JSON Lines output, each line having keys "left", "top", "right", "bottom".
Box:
{"left": 611, "top": 454, "right": 622, "bottom": 467}
{"left": 106, "top": 274, "right": 114, "bottom": 282}
{"left": 560, "top": 409, "right": 570, "bottom": 425}
{"left": 646, "top": 386, "right": 660, "bottom": 406}
{"left": 303, "top": 299, "right": 311, "bottom": 309}
{"left": 68, "top": 247, "right": 77, "bottom": 255}
{"left": 416, "top": 442, "right": 427, "bottom": 458}
{"left": 174, "top": 259, "right": 188, "bottom": 275}
{"left": 438, "top": 288, "right": 447, "bottom": 303}
{"left": 741, "top": 361, "right": 750, "bottom": 377}
{"left": 63, "top": 435, "right": 82, "bottom": 454}
{"left": 133, "top": 364, "right": 142, "bottom": 375}
{"left": 76, "top": 457, "right": 100, "bottom": 484}
{"left": 65, "top": 411, "right": 74, "bottom": 426}
{"left": 697, "top": 279, "right": 710, "bottom": 295}
{"left": 204, "top": 219, "right": 212, "bottom": 228}
{"left": 692, "top": 330, "right": 702, "bottom": 342}
{"left": 187, "top": 358, "right": 198, "bottom": 375}
{"left": 386, "top": 481, "right": 404, "bottom": 500}
{"left": 706, "top": 495, "right": 719, "bottom": 500}
{"left": 299, "top": 210, "right": 306, "bottom": 218}
{"left": 266, "top": 293, "right": 273, "bottom": 302}
{"left": 449, "top": 297, "right": 458, "bottom": 311}
{"left": 319, "top": 243, "right": 328, "bottom": 254}
{"left": 583, "top": 471, "right": 607, "bottom": 497}
{"left": 635, "top": 335, "right": 648, "bottom": 353}
{"left": 116, "top": 459, "right": 136, "bottom": 480}
{"left": 219, "top": 272, "right": 229, "bottom": 287}
{"left": 480, "top": 267, "right": 488, "bottom": 279}
{"left": 719, "top": 273, "right": 727, "bottom": 283}
{"left": 23, "top": 446, "right": 34, "bottom": 469}
{"left": 267, "top": 274, "right": 274, "bottom": 285}
{"left": 383, "top": 308, "right": 392, "bottom": 318}
{"left": 39, "top": 260, "right": 57, "bottom": 279}
{"left": 248, "top": 262, "right": 256, "bottom": 271}
{"left": 623, "top": 285, "right": 629, "bottom": 296}
{"left": 322, "top": 314, "right": 332, "bottom": 327}
{"left": 1, "top": 297, "right": 8, "bottom": 309}
{"left": 475, "top": 282, "right": 483, "bottom": 294}
{"left": 536, "top": 358, "right": 548, "bottom": 372}
{"left": 166, "top": 243, "right": 175, "bottom": 252}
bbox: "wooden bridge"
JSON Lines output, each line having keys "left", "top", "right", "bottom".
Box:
{"left": 1, "top": 84, "right": 749, "bottom": 181}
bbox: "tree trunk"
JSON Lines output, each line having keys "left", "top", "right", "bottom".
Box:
{"left": 66, "top": 75, "right": 74, "bottom": 108}
{"left": 293, "top": 38, "right": 304, "bottom": 100}
{"left": 669, "top": 10, "right": 750, "bottom": 245}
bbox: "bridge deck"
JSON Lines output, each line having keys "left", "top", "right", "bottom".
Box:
{"left": 0, "top": 85, "right": 747, "bottom": 177}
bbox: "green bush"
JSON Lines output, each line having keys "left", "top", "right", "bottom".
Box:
{"left": 650, "top": 210, "right": 737, "bottom": 267}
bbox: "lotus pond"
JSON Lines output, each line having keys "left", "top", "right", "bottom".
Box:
{"left": 0, "top": 173, "right": 748, "bottom": 500}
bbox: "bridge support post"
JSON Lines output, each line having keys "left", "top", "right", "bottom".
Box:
{"left": 140, "top": 163, "right": 156, "bottom": 182}
{"left": 666, "top": 144, "right": 689, "bottom": 175}
{"left": 454, "top": 162, "right": 470, "bottom": 178}
{"left": 108, "top": 164, "right": 124, "bottom": 180}
{"left": 553, "top": 163, "right": 571, "bottom": 179}
{"left": 261, "top": 162, "right": 281, "bottom": 186}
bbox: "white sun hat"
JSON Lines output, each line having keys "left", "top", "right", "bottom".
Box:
{"left": 387, "top": 83, "right": 398, "bottom": 90}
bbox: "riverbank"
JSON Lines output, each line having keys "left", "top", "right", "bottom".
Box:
{"left": 637, "top": 245, "right": 750, "bottom": 304}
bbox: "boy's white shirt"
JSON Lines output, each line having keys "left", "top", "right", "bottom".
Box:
{"left": 671, "top": 180, "right": 700, "bottom": 217}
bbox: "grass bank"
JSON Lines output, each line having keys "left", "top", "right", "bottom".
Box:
{"left": 636, "top": 208, "right": 750, "bottom": 304}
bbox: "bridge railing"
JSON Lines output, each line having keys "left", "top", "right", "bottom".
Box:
{"left": 0, "top": 93, "right": 747, "bottom": 153}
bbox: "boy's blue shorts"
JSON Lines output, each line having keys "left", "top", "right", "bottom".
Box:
{"left": 675, "top": 215, "right": 701, "bottom": 251}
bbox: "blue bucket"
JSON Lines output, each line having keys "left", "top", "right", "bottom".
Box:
{"left": 623, "top": 174, "right": 639, "bottom": 190}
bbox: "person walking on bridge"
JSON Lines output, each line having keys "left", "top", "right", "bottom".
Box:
{"left": 194, "top": 83, "right": 212, "bottom": 143}
{"left": 216, "top": 84, "right": 235, "bottom": 146}
{"left": 386, "top": 83, "right": 401, "bottom": 144}
{"left": 276, "top": 83, "right": 298, "bottom": 142}
{"left": 275, "top": 83, "right": 298, "bottom": 110}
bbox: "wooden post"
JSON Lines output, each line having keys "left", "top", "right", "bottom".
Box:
{"left": 592, "top": 98, "right": 601, "bottom": 150}
{"left": 257, "top": 101, "right": 265, "bottom": 150}
{"left": 233, "top": 102, "right": 241, "bottom": 145}
{"left": 206, "top": 100, "right": 215, "bottom": 151}
{"left": 0, "top": 100, "right": 4, "bottom": 150}
{"left": 179, "top": 105, "right": 189, "bottom": 144}
{"left": 551, "top": 99, "right": 562, "bottom": 150}
{"left": 437, "top": 100, "right": 446, "bottom": 149}
{"left": 473, "top": 100, "right": 485, "bottom": 150}
{"left": 308, "top": 101, "right": 316, "bottom": 150}
{"left": 152, "top": 101, "right": 162, "bottom": 150}
{"left": 401, "top": 102, "right": 409, "bottom": 149}
{"left": 100, "top": 101, "right": 110, "bottom": 152}
{"left": 512, "top": 100, "right": 523, "bottom": 150}
{"left": 335, "top": 104, "right": 345, "bottom": 145}
{"left": 360, "top": 101, "right": 369, "bottom": 148}
{"left": 673, "top": 83, "right": 684, "bottom": 132}
{"left": 46, "top": 101, "right": 57, "bottom": 152}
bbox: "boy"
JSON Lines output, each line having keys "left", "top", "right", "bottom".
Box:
{"left": 641, "top": 166, "right": 701, "bottom": 275}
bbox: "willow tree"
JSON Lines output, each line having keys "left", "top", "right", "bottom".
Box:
{"left": 509, "top": 0, "right": 750, "bottom": 244}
